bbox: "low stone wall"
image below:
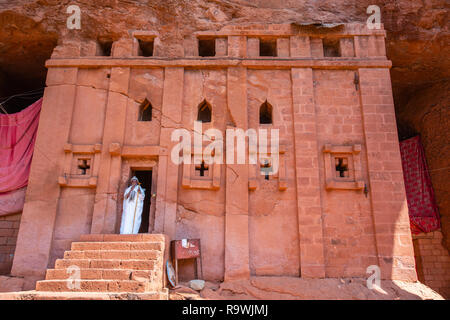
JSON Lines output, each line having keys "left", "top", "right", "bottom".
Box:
{"left": 0, "top": 213, "right": 21, "bottom": 275}
{"left": 413, "top": 230, "right": 450, "bottom": 298}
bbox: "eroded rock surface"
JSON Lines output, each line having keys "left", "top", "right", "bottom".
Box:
{"left": 171, "top": 277, "right": 444, "bottom": 300}
{"left": 0, "top": 1, "right": 448, "bottom": 103}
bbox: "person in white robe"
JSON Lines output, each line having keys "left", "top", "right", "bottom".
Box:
{"left": 120, "top": 176, "right": 145, "bottom": 234}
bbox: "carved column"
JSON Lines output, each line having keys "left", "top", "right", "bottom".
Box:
{"left": 91, "top": 67, "right": 130, "bottom": 234}
{"left": 358, "top": 68, "right": 417, "bottom": 281}
{"left": 291, "top": 67, "right": 326, "bottom": 278}
{"left": 224, "top": 66, "right": 250, "bottom": 280}
{"left": 153, "top": 67, "right": 184, "bottom": 239}
{"left": 11, "top": 67, "right": 78, "bottom": 285}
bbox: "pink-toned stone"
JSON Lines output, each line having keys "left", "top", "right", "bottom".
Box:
{"left": 9, "top": 24, "right": 420, "bottom": 295}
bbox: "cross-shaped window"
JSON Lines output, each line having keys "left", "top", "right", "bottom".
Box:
{"left": 260, "top": 160, "right": 272, "bottom": 180}
{"left": 335, "top": 157, "right": 348, "bottom": 178}
{"left": 77, "top": 159, "right": 91, "bottom": 175}
{"left": 195, "top": 161, "right": 209, "bottom": 177}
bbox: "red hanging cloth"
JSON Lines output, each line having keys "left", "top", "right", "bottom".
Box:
{"left": 399, "top": 135, "right": 441, "bottom": 234}
{"left": 0, "top": 98, "right": 42, "bottom": 215}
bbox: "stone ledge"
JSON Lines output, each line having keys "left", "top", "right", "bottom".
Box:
{"left": 46, "top": 58, "right": 392, "bottom": 69}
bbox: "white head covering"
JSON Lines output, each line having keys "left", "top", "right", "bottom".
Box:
{"left": 128, "top": 176, "right": 142, "bottom": 201}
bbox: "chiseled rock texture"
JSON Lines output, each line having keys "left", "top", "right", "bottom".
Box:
{"left": 0, "top": 0, "right": 448, "bottom": 101}
{"left": 208, "top": 277, "right": 444, "bottom": 300}
{"left": 169, "top": 277, "right": 445, "bottom": 300}
{"left": 397, "top": 82, "right": 449, "bottom": 249}
{"left": 0, "top": 277, "right": 444, "bottom": 300}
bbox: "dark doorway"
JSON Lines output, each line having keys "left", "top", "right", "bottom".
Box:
{"left": 132, "top": 170, "right": 152, "bottom": 233}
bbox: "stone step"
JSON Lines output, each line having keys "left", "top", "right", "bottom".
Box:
{"left": 80, "top": 234, "right": 166, "bottom": 243}
{"left": 36, "top": 279, "right": 148, "bottom": 293}
{"left": 63, "top": 250, "right": 160, "bottom": 260}
{"left": 71, "top": 241, "right": 162, "bottom": 251}
{"left": 45, "top": 268, "right": 153, "bottom": 281}
{"left": 32, "top": 234, "right": 169, "bottom": 297}
{"left": 55, "top": 259, "right": 155, "bottom": 270}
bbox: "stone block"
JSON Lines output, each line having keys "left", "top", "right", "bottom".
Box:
{"left": 277, "top": 38, "right": 290, "bottom": 57}
{"left": 340, "top": 37, "right": 355, "bottom": 57}
{"left": 310, "top": 38, "right": 323, "bottom": 57}
{"left": 183, "top": 36, "right": 198, "bottom": 57}
{"left": 290, "top": 36, "right": 311, "bottom": 57}
{"left": 112, "top": 39, "right": 134, "bottom": 57}
{"left": 247, "top": 37, "right": 259, "bottom": 57}
{"left": 215, "top": 37, "right": 228, "bottom": 56}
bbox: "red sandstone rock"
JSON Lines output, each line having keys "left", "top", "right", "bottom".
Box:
{"left": 196, "top": 277, "right": 444, "bottom": 300}
{"left": 0, "top": 1, "right": 448, "bottom": 300}
{"left": 6, "top": 23, "right": 419, "bottom": 290}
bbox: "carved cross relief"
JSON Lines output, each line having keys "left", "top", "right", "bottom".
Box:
{"left": 323, "top": 144, "right": 364, "bottom": 190}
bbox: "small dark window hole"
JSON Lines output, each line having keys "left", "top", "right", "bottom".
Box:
{"left": 98, "top": 40, "right": 113, "bottom": 56}
{"left": 323, "top": 38, "right": 341, "bottom": 57}
{"left": 260, "top": 39, "right": 277, "bottom": 57}
{"left": 259, "top": 101, "right": 273, "bottom": 124}
{"left": 198, "top": 39, "right": 216, "bottom": 57}
{"left": 197, "top": 100, "right": 212, "bottom": 123}
{"left": 138, "top": 39, "right": 154, "bottom": 57}
{"left": 138, "top": 99, "right": 152, "bottom": 121}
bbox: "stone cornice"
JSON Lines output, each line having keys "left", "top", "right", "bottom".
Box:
{"left": 46, "top": 58, "right": 392, "bottom": 69}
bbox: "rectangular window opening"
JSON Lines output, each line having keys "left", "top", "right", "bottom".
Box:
{"left": 138, "top": 100, "right": 152, "bottom": 121}
{"left": 198, "top": 38, "right": 216, "bottom": 57}
{"left": 97, "top": 40, "right": 113, "bottom": 56}
{"left": 259, "top": 39, "right": 277, "bottom": 57}
{"left": 323, "top": 38, "right": 341, "bottom": 57}
{"left": 138, "top": 39, "right": 154, "bottom": 57}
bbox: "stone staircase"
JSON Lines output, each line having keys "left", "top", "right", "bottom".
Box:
{"left": 33, "top": 234, "right": 170, "bottom": 300}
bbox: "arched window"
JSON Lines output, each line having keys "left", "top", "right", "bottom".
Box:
{"left": 259, "top": 100, "right": 272, "bottom": 124}
{"left": 138, "top": 99, "right": 152, "bottom": 121}
{"left": 197, "top": 100, "right": 212, "bottom": 123}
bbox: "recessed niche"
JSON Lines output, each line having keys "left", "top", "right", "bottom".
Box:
{"left": 59, "top": 143, "right": 102, "bottom": 188}
{"left": 323, "top": 38, "right": 341, "bottom": 57}
{"left": 259, "top": 101, "right": 273, "bottom": 124}
{"left": 138, "top": 99, "right": 152, "bottom": 121}
{"left": 97, "top": 40, "right": 113, "bottom": 56}
{"left": 183, "top": 154, "right": 221, "bottom": 190}
{"left": 198, "top": 39, "right": 216, "bottom": 57}
{"left": 323, "top": 144, "right": 364, "bottom": 191}
{"left": 260, "top": 39, "right": 277, "bottom": 57}
{"left": 138, "top": 39, "right": 154, "bottom": 57}
{"left": 197, "top": 100, "right": 212, "bottom": 123}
